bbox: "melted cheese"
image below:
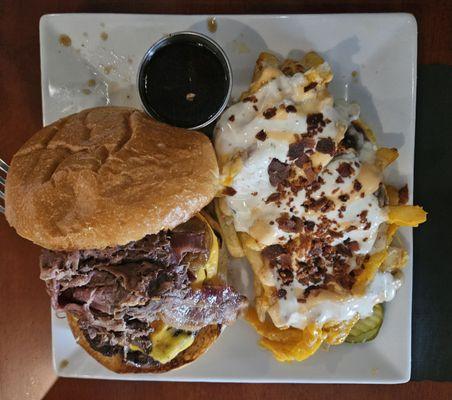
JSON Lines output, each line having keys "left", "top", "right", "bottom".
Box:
{"left": 149, "top": 324, "right": 195, "bottom": 364}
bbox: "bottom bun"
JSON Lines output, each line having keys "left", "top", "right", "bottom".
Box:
{"left": 67, "top": 313, "right": 221, "bottom": 373}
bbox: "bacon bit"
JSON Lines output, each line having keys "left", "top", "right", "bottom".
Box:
{"left": 364, "top": 222, "right": 371, "bottom": 230}
{"left": 332, "top": 187, "right": 340, "bottom": 194}
{"left": 265, "top": 192, "right": 281, "bottom": 203}
{"left": 288, "top": 137, "right": 315, "bottom": 161}
{"left": 263, "top": 107, "right": 277, "bottom": 119}
{"left": 279, "top": 254, "right": 292, "bottom": 269}
{"left": 297, "top": 297, "right": 307, "bottom": 303}
{"left": 288, "top": 175, "right": 307, "bottom": 195}
{"left": 269, "top": 220, "right": 275, "bottom": 225}
{"left": 222, "top": 186, "right": 237, "bottom": 196}
{"left": 278, "top": 268, "right": 294, "bottom": 285}
{"left": 251, "top": 191, "right": 258, "bottom": 196}
{"left": 346, "top": 225, "right": 357, "bottom": 232}
{"left": 243, "top": 95, "right": 258, "bottom": 103}
{"left": 358, "top": 210, "right": 369, "bottom": 223}
{"left": 316, "top": 137, "right": 336, "bottom": 155}
{"left": 307, "top": 113, "right": 325, "bottom": 128}
{"left": 336, "top": 243, "right": 352, "bottom": 257}
{"left": 324, "top": 118, "right": 331, "bottom": 124}
{"left": 276, "top": 213, "right": 303, "bottom": 233}
{"left": 294, "top": 153, "right": 311, "bottom": 168}
{"left": 304, "top": 220, "right": 315, "bottom": 232}
{"left": 228, "top": 115, "right": 235, "bottom": 122}
{"left": 398, "top": 184, "right": 409, "bottom": 204}
{"left": 304, "top": 82, "right": 318, "bottom": 92}
{"left": 285, "top": 105, "right": 297, "bottom": 113}
{"left": 255, "top": 130, "right": 267, "bottom": 141}
{"left": 339, "top": 194, "right": 350, "bottom": 202}
{"left": 353, "top": 179, "right": 362, "bottom": 192}
{"left": 304, "top": 196, "right": 335, "bottom": 212}
{"left": 268, "top": 158, "right": 290, "bottom": 187}
{"left": 337, "top": 162, "right": 354, "bottom": 177}
{"left": 253, "top": 105, "right": 258, "bottom": 111}
{"left": 346, "top": 240, "right": 360, "bottom": 252}
{"left": 277, "top": 288, "right": 287, "bottom": 299}
{"left": 360, "top": 192, "right": 365, "bottom": 198}
{"left": 328, "top": 229, "right": 343, "bottom": 239}
{"left": 262, "top": 244, "right": 287, "bottom": 268}
{"left": 302, "top": 162, "right": 317, "bottom": 184}
{"left": 336, "top": 176, "right": 344, "bottom": 184}
{"left": 287, "top": 141, "right": 305, "bottom": 160}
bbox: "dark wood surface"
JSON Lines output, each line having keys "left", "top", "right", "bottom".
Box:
{"left": 0, "top": 1, "right": 450, "bottom": 399}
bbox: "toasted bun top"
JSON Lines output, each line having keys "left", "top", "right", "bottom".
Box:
{"left": 67, "top": 313, "right": 221, "bottom": 373}
{"left": 5, "top": 107, "right": 219, "bottom": 250}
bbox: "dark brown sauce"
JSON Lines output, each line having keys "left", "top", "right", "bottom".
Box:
{"left": 139, "top": 41, "right": 229, "bottom": 128}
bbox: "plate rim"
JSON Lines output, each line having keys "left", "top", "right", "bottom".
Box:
{"left": 40, "top": 12, "right": 417, "bottom": 384}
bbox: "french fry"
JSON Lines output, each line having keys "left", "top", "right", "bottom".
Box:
{"left": 260, "top": 324, "right": 326, "bottom": 362}
{"left": 280, "top": 58, "right": 306, "bottom": 76}
{"left": 386, "top": 223, "right": 399, "bottom": 246}
{"left": 376, "top": 147, "right": 399, "bottom": 170}
{"left": 300, "top": 51, "right": 325, "bottom": 70}
{"left": 385, "top": 184, "right": 400, "bottom": 206}
{"left": 380, "top": 246, "right": 408, "bottom": 272}
{"left": 246, "top": 308, "right": 302, "bottom": 342}
{"left": 238, "top": 232, "right": 262, "bottom": 251}
{"left": 352, "top": 251, "right": 388, "bottom": 295}
{"left": 388, "top": 205, "right": 427, "bottom": 227}
{"left": 352, "top": 119, "right": 377, "bottom": 143}
{"left": 214, "top": 198, "right": 244, "bottom": 258}
{"left": 323, "top": 314, "right": 360, "bottom": 345}
{"left": 240, "top": 238, "right": 275, "bottom": 286}
{"left": 241, "top": 52, "right": 282, "bottom": 98}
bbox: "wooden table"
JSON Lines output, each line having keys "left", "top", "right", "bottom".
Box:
{"left": 0, "top": 1, "right": 450, "bottom": 399}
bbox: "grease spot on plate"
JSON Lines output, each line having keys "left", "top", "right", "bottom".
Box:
{"left": 59, "top": 359, "right": 69, "bottom": 369}
{"left": 232, "top": 39, "right": 250, "bottom": 54}
{"left": 100, "top": 31, "right": 109, "bottom": 41}
{"left": 82, "top": 88, "right": 91, "bottom": 95}
{"left": 87, "top": 79, "right": 96, "bottom": 87}
{"left": 207, "top": 17, "right": 217, "bottom": 33}
{"left": 58, "top": 34, "right": 72, "bottom": 47}
{"left": 102, "top": 64, "right": 113, "bottom": 74}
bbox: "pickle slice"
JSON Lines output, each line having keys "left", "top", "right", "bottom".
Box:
{"left": 345, "top": 304, "right": 384, "bottom": 344}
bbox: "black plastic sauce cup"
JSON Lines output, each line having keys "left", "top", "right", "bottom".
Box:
{"left": 137, "top": 31, "right": 232, "bottom": 130}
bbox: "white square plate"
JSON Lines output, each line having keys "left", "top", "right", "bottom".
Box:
{"left": 40, "top": 13, "right": 417, "bottom": 383}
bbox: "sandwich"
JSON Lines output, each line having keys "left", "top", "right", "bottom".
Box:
{"left": 214, "top": 52, "right": 426, "bottom": 362}
{"left": 5, "top": 106, "right": 247, "bottom": 372}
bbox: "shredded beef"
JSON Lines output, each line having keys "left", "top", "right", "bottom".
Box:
{"left": 40, "top": 218, "right": 247, "bottom": 365}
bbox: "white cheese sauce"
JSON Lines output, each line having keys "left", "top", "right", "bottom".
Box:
{"left": 274, "top": 272, "right": 401, "bottom": 329}
{"left": 215, "top": 63, "right": 398, "bottom": 329}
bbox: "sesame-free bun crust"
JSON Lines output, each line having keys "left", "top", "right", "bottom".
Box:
{"left": 5, "top": 107, "right": 219, "bottom": 250}
{"left": 67, "top": 313, "right": 221, "bottom": 373}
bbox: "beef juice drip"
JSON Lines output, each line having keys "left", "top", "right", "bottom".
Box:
{"left": 141, "top": 41, "right": 229, "bottom": 128}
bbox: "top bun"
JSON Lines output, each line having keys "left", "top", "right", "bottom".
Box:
{"left": 5, "top": 107, "right": 219, "bottom": 250}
